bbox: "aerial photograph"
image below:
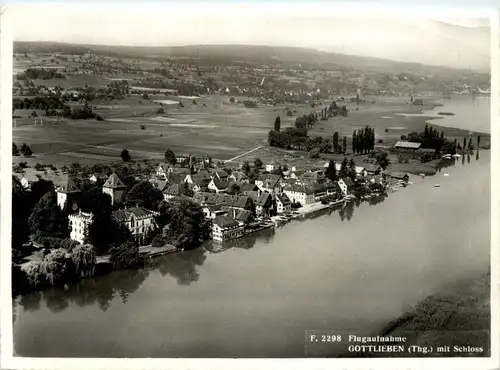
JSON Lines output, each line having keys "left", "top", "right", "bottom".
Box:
{"left": 6, "top": 4, "right": 493, "bottom": 360}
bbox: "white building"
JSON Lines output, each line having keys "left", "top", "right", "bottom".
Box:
{"left": 337, "top": 177, "right": 355, "bottom": 196}
{"left": 212, "top": 214, "right": 244, "bottom": 241}
{"left": 265, "top": 161, "right": 280, "bottom": 172}
{"left": 112, "top": 207, "right": 159, "bottom": 245}
{"left": 102, "top": 173, "right": 127, "bottom": 206}
{"left": 69, "top": 211, "right": 94, "bottom": 244}
{"left": 283, "top": 185, "right": 315, "bottom": 206}
{"left": 56, "top": 176, "right": 81, "bottom": 210}
{"left": 275, "top": 193, "right": 291, "bottom": 214}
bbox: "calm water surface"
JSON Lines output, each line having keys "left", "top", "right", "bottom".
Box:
{"left": 13, "top": 97, "right": 491, "bottom": 358}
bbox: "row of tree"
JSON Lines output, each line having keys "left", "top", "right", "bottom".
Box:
{"left": 12, "top": 142, "right": 33, "bottom": 157}
{"left": 352, "top": 126, "right": 376, "bottom": 155}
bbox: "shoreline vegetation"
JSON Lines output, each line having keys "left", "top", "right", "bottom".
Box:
{"left": 336, "top": 270, "right": 491, "bottom": 358}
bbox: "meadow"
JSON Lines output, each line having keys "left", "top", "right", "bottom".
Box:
{"left": 12, "top": 92, "right": 464, "bottom": 169}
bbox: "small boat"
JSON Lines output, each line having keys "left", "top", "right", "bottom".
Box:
{"left": 443, "top": 173, "right": 449, "bottom": 177}
{"left": 453, "top": 154, "right": 461, "bottom": 158}
{"left": 419, "top": 173, "right": 426, "bottom": 178}
{"left": 434, "top": 184, "right": 441, "bottom": 187}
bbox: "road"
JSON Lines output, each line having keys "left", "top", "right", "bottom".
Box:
{"left": 224, "top": 146, "right": 264, "bottom": 163}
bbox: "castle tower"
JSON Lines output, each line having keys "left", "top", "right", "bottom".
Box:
{"left": 103, "top": 173, "right": 127, "bottom": 206}
{"left": 56, "top": 176, "right": 81, "bottom": 210}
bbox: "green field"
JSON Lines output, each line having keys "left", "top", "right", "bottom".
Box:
{"left": 11, "top": 92, "right": 478, "bottom": 169}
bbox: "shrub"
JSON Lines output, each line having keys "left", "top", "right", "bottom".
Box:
{"left": 140, "top": 125, "right": 146, "bottom": 130}
{"left": 34, "top": 163, "right": 44, "bottom": 171}
{"left": 109, "top": 240, "right": 142, "bottom": 269}
{"left": 378, "top": 139, "right": 383, "bottom": 143}
{"left": 19, "top": 161, "right": 29, "bottom": 169}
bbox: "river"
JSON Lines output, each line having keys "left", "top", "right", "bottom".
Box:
{"left": 13, "top": 97, "right": 491, "bottom": 358}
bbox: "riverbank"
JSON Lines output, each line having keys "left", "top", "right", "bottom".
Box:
{"left": 334, "top": 270, "right": 491, "bottom": 358}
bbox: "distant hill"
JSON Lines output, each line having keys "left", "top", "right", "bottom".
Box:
{"left": 13, "top": 41, "right": 487, "bottom": 77}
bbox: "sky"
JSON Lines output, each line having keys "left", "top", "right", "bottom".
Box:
{"left": 4, "top": 3, "right": 492, "bottom": 71}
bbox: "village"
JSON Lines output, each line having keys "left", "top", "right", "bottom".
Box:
{"left": 16, "top": 148, "right": 410, "bottom": 251}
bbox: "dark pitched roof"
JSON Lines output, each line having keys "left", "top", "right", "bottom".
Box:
{"left": 213, "top": 214, "right": 240, "bottom": 228}
{"left": 58, "top": 176, "right": 80, "bottom": 193}
{"left": 341, "top": 177, "right": 355, "bottom": 187}
{"left": 172, "top": 167, "right": 191, "bottom": 175}
{"left": 112, "top": 207, "right": 156, "bottom": 222}
{"left": 193, "top": 192, "right": 250, "bottom": 209}
{"left": 244, "top": 191, "right": 272, "bottom": 206}
{"left": 190, "top": 174, "right": 211, "bottom": 187}
{"left": 211, "top": 178, "right": 229, "bottom": 190}
{"left": 103, "top": 173, "right": 126, "bottom": 189}
{"left": 284, "top": 184, "right": 314, "bottom": 195}
{"left": 275, "top": 193, "right": 291, "bottom": 205}
{"left": 164, "top": 183, "right": 190, "bottom": 196}
{"left": 214, "top": 169, "right": 229, "bottom": 178}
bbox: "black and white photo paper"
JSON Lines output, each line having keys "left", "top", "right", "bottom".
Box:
{"left": 0, "top": 3, "right": 498, "bottom": 370}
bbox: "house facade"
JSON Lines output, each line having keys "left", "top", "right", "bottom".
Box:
{"left": 208, "top": 178, "right": 229, "bottom": 193}
{"left": 337, "top": 177, "right": 355, "bottom": 196}
{"left": 275, "top": 193, "right": 291, "bottom": 214}
{"left": 102, "top": 173, "right": 127, "bottom": 206}
{"left": 212, "top": 214, "right": 244, "bottom": 241}
{"left": 56, "top": 176, "right": 81, "bottom": 210}
{"left": 112, "top": 207, "right": 159, "bottom": 245}
{"left": 283, "top": 185, "right": 315, "bottom": 206}
{"left": 68, "top": 211, "right": 93, "bottom": 244}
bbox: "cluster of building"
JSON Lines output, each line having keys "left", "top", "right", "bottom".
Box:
{"left": 19, "top": 152, "right": 410, "bottom": 246}
{"left": 55, "top": 173, "right": 159, "bottom": 246}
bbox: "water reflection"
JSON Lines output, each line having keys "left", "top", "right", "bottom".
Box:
{"left": 477, "top": 150, "right": 480, "bottom": 161}
{"left": 462, "top": 155, "right": 465, "bottom": 165}
{"left": 18, "top": 269, "right": 150, "bottom": 313}
{"left": 467, "top": 153, "right": 471, "bottom": 164}
{"left": 152, "top": 248, "right": 206, "bottom": 286}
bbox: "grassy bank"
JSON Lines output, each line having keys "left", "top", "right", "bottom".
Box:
{"left": 339, "top": 270, "right": 491, "bottom": 357}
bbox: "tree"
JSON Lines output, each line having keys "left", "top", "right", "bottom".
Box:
{"left": 120, "top": 149, "right": 131, "bottom": 162}
{"left": 71, "top": 244, "right": 96, "bottom": 277}
{"left": 468, "top": 137, "right": 473, "bottom": 150}
{"left": 477, "top": 135, "right": 481, "bottom": 147}
{"left": 342, "top": 136, "right": 347, "bottom": 154}
{"left": 229, "top": 97, "right": 235, "bottom": 103}
{"left": 242, "top": 161, "right": 251, "bottom": 175}
{"left": 463, "top": 137, "right": 467, "bottom": 151}
{"left": 124, "top": 181, "right": 164, "bottom": 211}
{"left": 20, "top": 143, "right": 33, "bottom": 157}
{"left": 227, "top": 182, "right": 241, "bottom": 195}
{"left": 109, "top": 240, "right": 142, "bottom": 269}
{"left": 254, "top": 158, "right": 263, "bottom": 169}
{"left": 372, "top": 151, "right": 390, "bottom": 170}
{"left": 339, "top": 157, "right": 349, "bottom": 178}
{"left": 333, "top": 132, "right": 339, "bottom": 153}
{"left": 12, "top": 177, "right": 31, "bottom": 262}
{"left": 88, "top": 216, "right": 130, "bottom": 256}
{"left": 28, "top": 191, "right": 69, "bottom": 240}
{"left": 325, "top": 160, "right": 337, "bottom": 181}
{"left": 12, "top": 142, "right": 20, "bottom": 156}
{"left": 41, "top": 248, "right": 71, "bottom": 286}
{"left": 164, "top": 148, "right": 177, "bottom": 165}
{"left": 274, "top": 116, "right": 281, "bottom": 132}
{"left": 348, "top": 158, "right": 357, "bottom": 180}
{"left": 160, "top": 198, "right": 209, "bottom": 249}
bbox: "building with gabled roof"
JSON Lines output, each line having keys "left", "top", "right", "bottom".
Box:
{"left": 103, "top": 173, "right": 127, "bottom": 206}
{"left": 275, "top": 193, "right": 291, "bottom": 214}
{"left": 283, "top": 184, "right": 315, "bottom": 206}
{"left": 112, "top": 207, "right": 159, "bottom": 245}
{"left": 56, "top": 176, "right": 81, "bottom": 210}
{"left": 208, "top": 178, "right": 229, "bottom": 193}
{"left": 243, "top": 190, "right": 273, "bottom": 216}
{"left": 212, "top": 214, "right": 244, "bottom": 241}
